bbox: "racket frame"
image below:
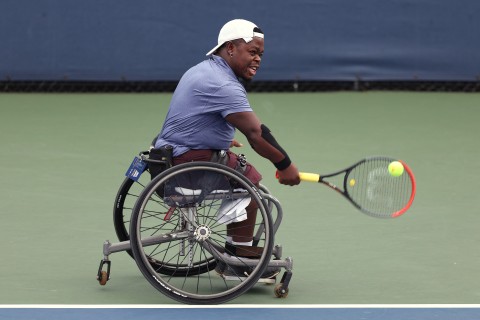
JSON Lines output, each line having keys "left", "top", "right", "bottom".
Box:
{"left": 314, "top": 157, "right": 416, "bottom": 218}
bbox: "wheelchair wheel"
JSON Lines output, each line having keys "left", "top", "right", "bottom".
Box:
{"left": 113, "top": 166, "right": 274, "bottom": 257}
{"left": 130, "top": 162, "right": 274, "bottom": 304}
{"left": 113, "top": 175, "right": 146, "bottom": 256}
{"left": 113, "top": 171, "right": 216, "bottom": 276}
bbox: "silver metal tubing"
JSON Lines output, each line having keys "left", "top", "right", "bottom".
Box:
{"left": 103, "top": 230, "right": 190, "bottom": 256}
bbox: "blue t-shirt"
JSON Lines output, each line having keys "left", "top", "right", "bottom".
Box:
{"left": 155, "top": 55, "right": 253, "bottom": 156}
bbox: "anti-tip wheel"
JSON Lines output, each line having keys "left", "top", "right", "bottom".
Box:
{"left": 98, "top": 271, "right": 108, "bottom": 286}
{"left": 274, "top": 284, "right": 289, "bottom": 298}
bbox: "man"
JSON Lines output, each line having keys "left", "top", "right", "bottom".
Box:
{"left": 153, "top": 19, "right": 300, "bottom": 276}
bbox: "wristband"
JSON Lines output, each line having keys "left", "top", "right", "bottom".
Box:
{"left": 274, "top": 156, "right": 291, "bottom": 171}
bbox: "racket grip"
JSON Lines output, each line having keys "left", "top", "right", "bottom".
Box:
{"left": 275, "top": 171, "right": 320, "bottom": 182}
{"left": 299, "top": 172, "right": 320, "bottom": 182}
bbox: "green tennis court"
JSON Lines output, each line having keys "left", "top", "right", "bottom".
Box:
{"left": 1, "top": 92, "right": 479, "bottom": 304}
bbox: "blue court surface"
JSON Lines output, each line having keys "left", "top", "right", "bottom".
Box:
{"left": 1, "top": 305, "right": 480, "bottom": 320}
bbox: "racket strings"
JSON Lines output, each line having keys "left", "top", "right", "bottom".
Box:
{"left": 346, "top": 158, "right": 413, "bottom": 218}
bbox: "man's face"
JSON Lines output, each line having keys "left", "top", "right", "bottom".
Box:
{"left": 229, "top": 37, "right": 264, "bottom": 81}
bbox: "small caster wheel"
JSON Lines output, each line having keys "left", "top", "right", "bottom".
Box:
{"left": 97, "top": 259, "right": 111, "bottom": 285}
{"left": 98, "top": 271, "right": 108, "bottom": 285}
{"left": 274, "top": 283, "right": 289, "bottom": 298}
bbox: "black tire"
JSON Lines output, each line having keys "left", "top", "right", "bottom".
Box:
{"left": 130, "top": 162, "right": 274, "bottom": 304}
{"left": 113, "top": 177, "right": 137, "bottom": 257}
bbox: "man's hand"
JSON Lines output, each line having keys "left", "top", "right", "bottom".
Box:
{"left": 277, "top": 164, "right": 301, "bottom": 186}
{"left": 230, "top": 139, "right": 243, "bottom": 148}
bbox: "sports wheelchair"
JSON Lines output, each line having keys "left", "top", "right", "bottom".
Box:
{"left": 97, "top": 149, "right": 293, "bottom": 304}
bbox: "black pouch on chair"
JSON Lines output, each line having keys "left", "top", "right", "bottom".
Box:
{"left": 148, "top": 145, "right": 173, "bottom": 180}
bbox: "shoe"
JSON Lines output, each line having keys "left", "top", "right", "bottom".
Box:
{"left": 260, "top": 266, "right": 281, "bottom": 279}
{"left": 221, "top": 264, "right": 250, "bottom": 278}
{"left": 218, "top": 262, "right": 280, "bottom": 279}
{"left": 217, "top": 244, "right": 281, "bottom": 279}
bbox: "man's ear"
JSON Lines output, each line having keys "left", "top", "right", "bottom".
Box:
{"left": 225, "top": 41, "right": 235, "bottom": 55}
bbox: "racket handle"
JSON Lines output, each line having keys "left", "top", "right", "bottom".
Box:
{"left": 275, "top": 171, "right": 320, "bottom": 182}
{"left": 299, "top": 172, "right": 320, "bottom": 182}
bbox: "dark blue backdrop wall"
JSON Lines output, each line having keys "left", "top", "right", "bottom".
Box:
{"left": 1, "top": 0, "right": 479, "bottom": 82}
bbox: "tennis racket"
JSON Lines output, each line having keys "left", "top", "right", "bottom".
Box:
{"left": 278, "top": 156, "right": 416, "bottom": 218}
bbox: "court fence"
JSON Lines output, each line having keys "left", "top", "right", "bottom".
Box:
{"left": 1, "top": 80, "right": 479, "bottom": 93}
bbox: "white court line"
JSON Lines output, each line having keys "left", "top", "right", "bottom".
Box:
{"left": 1, "top": 304, "right": 480, "bottom": 309}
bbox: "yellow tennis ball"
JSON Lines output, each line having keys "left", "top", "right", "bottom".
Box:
{"left": 388, "top": 161, "right": 404, "bottom": 177}
{"left": 349, "top": 179, "right": 356, "bottom": 187}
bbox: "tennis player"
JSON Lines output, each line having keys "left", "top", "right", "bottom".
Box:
{"left": 153, "top": 19, "right": 300, "bottom": 277}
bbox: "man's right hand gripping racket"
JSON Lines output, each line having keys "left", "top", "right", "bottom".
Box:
{"left": 277, "top": 156, "right": 416, "bottom": 218}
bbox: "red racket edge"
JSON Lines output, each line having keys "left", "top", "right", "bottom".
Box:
{"left": 390, "top": 160, "right": 417, "bottom": 218}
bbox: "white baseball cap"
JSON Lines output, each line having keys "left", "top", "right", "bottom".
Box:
{"left": 206, "top": 19, "right": 264, "bottom": 56}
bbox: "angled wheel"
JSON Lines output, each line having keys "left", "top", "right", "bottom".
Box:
{"left": 113, "top": 167, "right": 215, "bottom": 276}
{"left": 113, "top": 175, "right": 147, "bottom": 257}
{"left": 130, "top": 162, "right": 274, "bottom": 304}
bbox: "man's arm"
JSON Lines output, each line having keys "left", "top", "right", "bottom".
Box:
{"left": 225, "top": 111, "right": 300, "bottom": 186}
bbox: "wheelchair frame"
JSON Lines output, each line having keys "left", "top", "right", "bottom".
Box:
{"left": 97, "top": 150, "right": 293, "bottom": 304}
